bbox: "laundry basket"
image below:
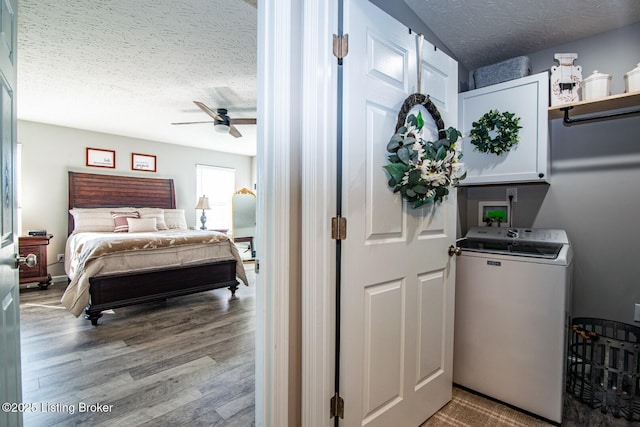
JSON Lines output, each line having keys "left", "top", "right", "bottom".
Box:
{"left": 566, "top": 317, "right": 640, "bottom": 421}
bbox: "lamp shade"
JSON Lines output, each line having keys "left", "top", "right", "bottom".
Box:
{"left": 195, "top": 195, "right": 211, "bottom": 210}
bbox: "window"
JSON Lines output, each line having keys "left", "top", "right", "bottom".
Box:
{"left": 195, "top": 164, "right": 235, "bottom": 230}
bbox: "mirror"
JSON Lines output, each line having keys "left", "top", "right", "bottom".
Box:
{"left": 232, "top": 188, "right": 256, "bottom": 260}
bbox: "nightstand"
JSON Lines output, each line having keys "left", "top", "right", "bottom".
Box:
{"left": 19, "top": 234, "right": 53, "bottom": 289}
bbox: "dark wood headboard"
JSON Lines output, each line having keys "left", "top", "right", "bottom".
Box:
{"left": 68, "top": 171, "right": 176, "bottom": 234}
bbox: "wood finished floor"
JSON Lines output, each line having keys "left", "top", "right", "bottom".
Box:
{"left": 19, "top": 266, "right": 256, "bottom": 427}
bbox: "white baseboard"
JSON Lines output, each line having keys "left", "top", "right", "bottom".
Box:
{"left": 52, "top": 275, "right": 68, "bottom": 283}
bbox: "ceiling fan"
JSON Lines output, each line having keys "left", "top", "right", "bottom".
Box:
{"left": 172, "top": 101, "right": 257, "bottom": 138}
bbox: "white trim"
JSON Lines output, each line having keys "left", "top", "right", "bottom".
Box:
{"left": 260, "top": 0, "right": 338, "bottom": 424}
{"left": 301, "top": 0, "right": 338, "bottom": 426}
{"left": 256, "top": 0, "right": 302, "bottom": 425}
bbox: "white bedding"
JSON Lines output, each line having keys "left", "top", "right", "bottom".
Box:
{"left": 61, "top": 230, "right": 249, "bottom": 317}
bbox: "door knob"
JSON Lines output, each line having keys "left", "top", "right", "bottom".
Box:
{"left": 448, "top": 245, "right": 461, "bottom": 257}
{"left": 15, "top": 253, "right": 37, "bottom": 269}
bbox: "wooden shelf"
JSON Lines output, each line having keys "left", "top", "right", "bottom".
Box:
{"left": 548, "top": 91, "right": 640, "bottom": 120}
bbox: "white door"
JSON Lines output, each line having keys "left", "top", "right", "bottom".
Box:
{"left": 0, "top": 0, "right": 21, "bottom": 426}
{"left": 340, "top": 0, "right": 458, "bottom": 425}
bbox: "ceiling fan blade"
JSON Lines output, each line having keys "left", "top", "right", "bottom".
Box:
{"left": 193, "top": 101, "right": 223, "bottom": 121}
{"left": 229, "top": 118, "right": 257, "bottom": 125}
{"left": 171, "top": 120, "right": 214, "bottom": 125}
{"left": 229, "top": 125, "right": 243, "bottom": 138}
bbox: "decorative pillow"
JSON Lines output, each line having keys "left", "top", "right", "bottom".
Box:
{"left": 112, "top": 211, "right": 140, "bottom": 233}
{"left": 70, "top": 207, "right": 136, "bottom": 233}
{"left": 163, "top": 209, "right": 188, "bottom": 230}
{"left": 127, "top": 217, "right": 158, "bottom": 233}
{"left": 137, "top": 208, "right": 168, "bottom": 230}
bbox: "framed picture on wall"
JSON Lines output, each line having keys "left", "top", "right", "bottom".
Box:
{"left": 131, "top": 152, "right": 157, "bottom": 172}
{"left": 86, "top": 147, "right": 115, "bottom": 168}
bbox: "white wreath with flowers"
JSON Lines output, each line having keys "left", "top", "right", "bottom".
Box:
{"left": 384, "top": 111, "right": 466, "bottom": 208}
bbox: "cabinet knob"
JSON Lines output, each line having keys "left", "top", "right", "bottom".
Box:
{"left": 15, "top": 253, "right": 37, "bottom": 269}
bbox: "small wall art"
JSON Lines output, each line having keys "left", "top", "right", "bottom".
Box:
{"left": 86, "top": 147, "right": 115, "bottom": 168}
{"left": 131, "top": 152, "right": 157, "bottom": 172}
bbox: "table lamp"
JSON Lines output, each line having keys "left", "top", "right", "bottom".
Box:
{"left": 195, "top": 195, "right": 211, "bottom": 230}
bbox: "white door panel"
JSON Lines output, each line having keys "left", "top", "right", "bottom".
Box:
{"left": 341, "top": 0, "right": 458, "bottom": 425}
{"left": 365, "top": 103, "right": 404, "bottom": 241}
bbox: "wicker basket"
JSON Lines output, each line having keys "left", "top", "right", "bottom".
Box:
{"left": 566, "top": 317, "right": 640, "bottom": 421}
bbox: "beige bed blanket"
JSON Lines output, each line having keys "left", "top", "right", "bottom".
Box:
{"left": 61, "top": 230, "right": 249, "bottom": 317}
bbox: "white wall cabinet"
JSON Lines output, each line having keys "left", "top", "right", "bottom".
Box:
{"left": 458, "top": 72, "right": 549, "bottom": 185}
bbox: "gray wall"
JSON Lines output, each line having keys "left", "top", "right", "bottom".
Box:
{"left": 461, "top": 23, "right": 640, "bottom": 324}
{"left": 18, "top": 120, "right": 253, "bottom": 279}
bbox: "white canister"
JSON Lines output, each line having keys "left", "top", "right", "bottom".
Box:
{"left": 625, "top": 63, "right": 640, "bottom": 93}
{"left": 582, "top": 70, "right": 612, "bottom": 100}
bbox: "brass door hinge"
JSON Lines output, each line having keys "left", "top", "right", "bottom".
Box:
{"left": 333, "top": 34, "right": 349, "bottom": 64}
{"left": 331, "top": 216, "right": 347, "bottom": 240}
{"left": 330, "top": 393, "right": 344, "bottom": 419}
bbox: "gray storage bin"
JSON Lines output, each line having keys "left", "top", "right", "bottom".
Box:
{"left": 473, "top": 56, "right": 531, "bottom": 88}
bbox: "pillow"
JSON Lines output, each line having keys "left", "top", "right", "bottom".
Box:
{"left": 163, "top": 209, "right": 188, "bottom": 230}
{"left": 70, "top": 207, "right": 136, "bottom": 233}
{"left": 137, "top": 208, "right": 168, "bottom": 230}
{"left": 127, "top": 217, "right": 158, "bottom": 233}
{"left": 112, "top": 211, "right": 140, "bottom": 233}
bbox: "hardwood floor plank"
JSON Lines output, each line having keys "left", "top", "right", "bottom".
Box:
{"left": 94, "top": 387, "right": 204, "bottom": 427}
{"left": 221, "top": 406, "right": 256, "bottom": 427}
{"left": 74, "top": 373, "right": 135, "bottom": 402}
{"left": 140, "top": 367, "right": 255, "bottom": 427}
{"left": 215, "top": 391, "right": 255, "bottom": 420}
{"left": 22, "top": 341, "right": 128, "bottom": 374}
{"left": 127, "top": 328, "right": 255, "bottom": 381}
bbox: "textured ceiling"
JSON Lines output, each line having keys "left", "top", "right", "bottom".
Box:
{"left": 18, "top": 0, "right": 258, "bottom": 156}
{"left": 17, "top": 1, "right": 640, "bottom": 157}
{"left": 403, "top": 0, "right": 640, "bottom": 71}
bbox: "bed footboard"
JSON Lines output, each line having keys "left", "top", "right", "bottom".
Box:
{"left": 84, "top": 260, "right": 238, "bottom": 325}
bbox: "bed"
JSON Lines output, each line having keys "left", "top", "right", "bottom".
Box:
{"left": 61, "top": 171, "right": 248, "bottom": 325}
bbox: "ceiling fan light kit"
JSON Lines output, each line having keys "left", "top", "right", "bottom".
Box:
{"left": 215, "top": 124, "right": 231, "bottom": 133}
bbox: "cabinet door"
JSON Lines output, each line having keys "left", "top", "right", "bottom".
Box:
{"left": 459, "top": 72, "right": 549, "bottom": 185}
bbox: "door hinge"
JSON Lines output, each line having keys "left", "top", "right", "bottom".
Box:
{"left": 330, "top": 393, "right": 344, "bottom": 419}
{"left": 333, "top": 34, "right": 349, "bottom": 64}
{"left": 331, "top": 216, "right": 347, "bottom": 240}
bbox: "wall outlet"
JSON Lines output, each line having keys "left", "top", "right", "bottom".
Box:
{"left": 57, "top": 254, "right": 64, "bottom": 263}
{"left": 506, "top": 187, "right": 518, "bottom": 202}
{"left": 635, "top": 304, "right": 640, "bottom": 322}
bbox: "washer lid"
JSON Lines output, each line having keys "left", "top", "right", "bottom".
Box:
{"left": 460, "top": 226, "right": 569, "bottom": 259}
{"left": 465, "top": 227, "right": 569, "bottom": 244}
{"left": 458, "top": 238, "right": 563, "bottom": 259}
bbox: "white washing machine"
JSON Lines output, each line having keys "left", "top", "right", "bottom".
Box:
{"left": 454, "top": 227, "right": 573, "bottom": 423}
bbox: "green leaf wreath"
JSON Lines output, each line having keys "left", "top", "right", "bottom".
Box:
{"left": 384, "top": 111, "right": 466, "bottom": 208}
{"left": 469, "top": 109, "right": 522, "bottom": 155}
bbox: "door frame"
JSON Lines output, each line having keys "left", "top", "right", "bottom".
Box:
{"left": 256, "top": 0, "right": 306, "bottom": 425}
{"left": 258, "top": 0, "right": 337, "bottom": 425}
{"left": 298, "top": 0, "right": 339, "bottom": 425}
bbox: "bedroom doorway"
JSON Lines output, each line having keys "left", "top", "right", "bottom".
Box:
{"left": 10, "top": 0, "right": 290, "bottom": 425}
